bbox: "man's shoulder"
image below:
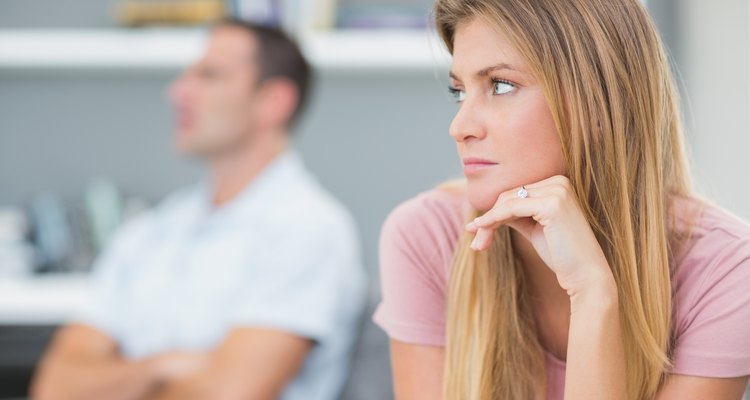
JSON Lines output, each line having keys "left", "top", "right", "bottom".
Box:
{"left": 156, "top": 184, "right": 203, "bottom": 213}
{"left": 274, "top": 172, "right": 357, "bottom": 234}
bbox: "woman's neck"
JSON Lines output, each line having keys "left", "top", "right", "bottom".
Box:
{"left": 510, "top": 228, "right": 571, "bottom": 360}
{"left": 510, "top": 229, "right": 569, "bottom": 304}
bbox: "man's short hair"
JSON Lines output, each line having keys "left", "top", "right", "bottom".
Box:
{"left": 217, "top": 18, "right": 312, "bottom": 127}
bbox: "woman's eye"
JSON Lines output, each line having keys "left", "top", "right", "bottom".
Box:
{"left": 448, "top": 86, "right": 466, "bottom": 103}
{"left": 493, "top": 80, "right": 515, "bottom": 95}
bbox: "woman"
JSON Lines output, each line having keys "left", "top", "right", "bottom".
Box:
{"left": 373, "top": 0, "right": 750, "bottom": 399}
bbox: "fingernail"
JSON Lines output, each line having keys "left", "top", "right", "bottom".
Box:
{"left": 465, "top": 222, "right": 476, "bottom": 231}
{"left": 470, "top": 235, "right": 481, "bottom": 250}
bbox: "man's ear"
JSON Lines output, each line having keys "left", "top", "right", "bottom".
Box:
{"left": 256, "top": 78, "right": 299, "bottom": 130}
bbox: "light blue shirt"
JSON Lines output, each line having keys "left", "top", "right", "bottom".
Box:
{"left": 79, "top": 149, "right": 367, "bottom": 400}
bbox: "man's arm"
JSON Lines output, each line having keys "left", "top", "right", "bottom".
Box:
{"left": 150, "top": 327, "right": 314, "bottom": 400}
{"left": 31, "top": 324, "right": 207, "bottom": 400}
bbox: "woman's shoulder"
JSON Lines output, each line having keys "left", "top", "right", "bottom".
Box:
{"left": 675, "top": 194, "right": 750, "bottom": 235}
{"left": 374, "top": 183, "right": 472, "bottom": 346}
{"left": 671, "top": 195, "right": 750, "bottom": 321}
{"left": 382, "top": 182, "right": 470, "bottom": 245}
{"left": 669, "top": 196, "right": 750, "bottom": 377}
{"left": 379, "top": 183, "right": 471, "bottom": 277}
{"left": 672, "top": 195, "right": 750, "bottom": 266}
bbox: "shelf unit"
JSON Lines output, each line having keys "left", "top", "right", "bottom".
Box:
{"left": 0, "top": 28, "right": 452, "bottom": 325}
{"left": 0, "top": 275, "right": 90, "bottom": 325}
{"left": 0, "top": 28, "right": 452, "bottom": 72}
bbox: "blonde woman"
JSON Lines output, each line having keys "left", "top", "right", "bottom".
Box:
{"left": 373, "top": 0, "right": 750, "bottom": 399}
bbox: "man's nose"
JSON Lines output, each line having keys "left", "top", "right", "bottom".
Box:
{"left": 168, "top": 72, "right": 190, "bottom": 105}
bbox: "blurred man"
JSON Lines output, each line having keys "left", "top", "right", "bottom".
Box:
{"left": 31, "top": 19, "right": 367, "bottom": 400}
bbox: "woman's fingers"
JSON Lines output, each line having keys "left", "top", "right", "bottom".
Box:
{"left": 467, "top": 197, "right": 537, "bottom": 230}
{"left": 470, "top": 227, "right": 494, "bottom": 250}
{"left": 470, "top": 192, "right": 554, "bottom": 228}
{"left": 505, "top": 217, "right": 537, "bottom": 242}
{"left": 464, "top": 176, "right": 575, "bottom": 251}
{"left": 466, "top": 197, "right": 546, "bottom": 251}
{"left": 489, "top": 182, "right": 552, "bottom": 209}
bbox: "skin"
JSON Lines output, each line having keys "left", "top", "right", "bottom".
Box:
{"left": 31, "top": 26, "right": 313, "bottom": 400}
{"left": 170, "top": 25, "right": 298, "bottom": 206}
{"left": 389, "top": 17, "right": 749, "bottom": 400}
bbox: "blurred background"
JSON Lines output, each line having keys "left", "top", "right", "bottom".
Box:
{"left": 0, "top": 0, "right": 748, "bottom": 399}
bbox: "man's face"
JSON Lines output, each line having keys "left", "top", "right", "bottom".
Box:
{"left": 169, "top": 27, "right": 263, "bottom": 159}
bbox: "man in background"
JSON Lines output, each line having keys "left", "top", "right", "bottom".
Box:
{"left": 31, "top": 19, "right": 366, "bottom": 400}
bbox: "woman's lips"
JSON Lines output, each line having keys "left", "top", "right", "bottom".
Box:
{"left": 462, "top": 157, "right": 498, "bottom": 175}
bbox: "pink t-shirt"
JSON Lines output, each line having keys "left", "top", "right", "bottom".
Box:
{"left": 373, "top": 188, "right": 750, "bottom": 399}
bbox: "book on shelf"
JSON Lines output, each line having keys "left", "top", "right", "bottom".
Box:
{"left": 114, "top": 0, "right": 435, "bottom": 33}
{"left": 115, "top": 0, "right": 338, "bottom": 36}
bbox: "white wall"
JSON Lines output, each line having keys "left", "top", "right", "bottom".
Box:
{"left": 678, "top": 0, "right": 750, "bottom": 220}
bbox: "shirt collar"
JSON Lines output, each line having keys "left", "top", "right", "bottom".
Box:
{"left": 197, "top": 148, "right": 306, "bottom": 220}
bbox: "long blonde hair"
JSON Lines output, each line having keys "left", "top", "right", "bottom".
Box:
{"left": 435, "top": 0, "right": 695, "bottom": 399}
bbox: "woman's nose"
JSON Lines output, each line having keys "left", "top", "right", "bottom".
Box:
{"left": 449, "top": 101, "right": 486, "bottom": 142}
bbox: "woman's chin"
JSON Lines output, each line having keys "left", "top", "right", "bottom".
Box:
{"left": 466, "top": 181, "right": 505, "bottom": 213}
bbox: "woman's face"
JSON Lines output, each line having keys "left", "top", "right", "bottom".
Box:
{"left": 449, "top": 18, "right": 566, "bottom": 212}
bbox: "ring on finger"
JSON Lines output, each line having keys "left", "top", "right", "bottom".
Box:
{"left": 517, "top": 185, "right": 529, "bottom": 199}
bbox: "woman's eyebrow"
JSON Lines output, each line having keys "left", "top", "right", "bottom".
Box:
{"left": 449, "top": 63, "right": 518, "bottom": 81}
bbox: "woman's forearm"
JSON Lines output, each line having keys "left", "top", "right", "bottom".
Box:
{"left": 564, "top": 272, "right": 628, "bottom": 400}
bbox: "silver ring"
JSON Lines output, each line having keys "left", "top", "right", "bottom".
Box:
{"left": 517, "top": 186, "right": 529, "bottom": 199}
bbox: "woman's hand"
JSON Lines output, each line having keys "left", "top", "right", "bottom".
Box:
{"left": 465, "top": 175, "right": 614, "bottom": 299}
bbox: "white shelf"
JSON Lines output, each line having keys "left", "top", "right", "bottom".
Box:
{"left": 304, "top": 29, "right": 450, "bottom": 71}
{"left": 0, "top": 28, "right": 451, "bottom": 72}
{"left": 0, "top": 274, "right": 90, "bottom": 325}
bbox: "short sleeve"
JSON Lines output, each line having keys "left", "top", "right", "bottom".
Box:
{"left": 75, "top": 215, "right": 151, "bottom": 340}
{"left": 229, "top": 220, "right": 366, "bottom": 343}
{"left": 372, "top": 190, "right": 464, "bottom": 347}
{"left": 670, "top": 239, "right": 750, "bottom": 378}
